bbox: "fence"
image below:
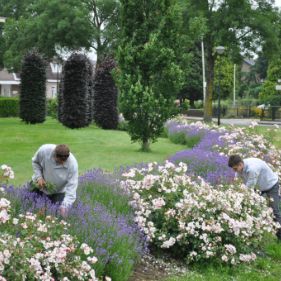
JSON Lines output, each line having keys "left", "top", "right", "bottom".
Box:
{"left": 187, "top": 106, "right": 281, "bottom": 121}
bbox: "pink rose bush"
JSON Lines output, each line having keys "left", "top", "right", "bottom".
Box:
{"left": 212, "top": 123, "right": 281, "bottom": 178}
{"left": 0, "top": 194, "right": 107, "bottom": 281}
{"left": 121, "top": 161, "right": 279, "bottom": 265}
{"left": 0, "top": 165, "right": 14, "bottom": 184}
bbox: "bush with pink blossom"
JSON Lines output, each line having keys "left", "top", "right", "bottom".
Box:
{"left": 0, "top": 165, "right": 14, "bottom": 185}
{"left": 0, "top": 193, "right": 109, "bottom": 281}
{"left": 121, "top": 161, "right": 279, "bottom": 265}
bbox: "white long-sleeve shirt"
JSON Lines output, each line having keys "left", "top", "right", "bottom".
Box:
{"left": 32, "top": 144, "right": 78, "bottom": 207}
{"left": 237, "top": 158, "right": 278, "bottom": 191}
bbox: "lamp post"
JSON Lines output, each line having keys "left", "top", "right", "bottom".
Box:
{"left": 215, "top": 46, "right": 225, "bottom": 126}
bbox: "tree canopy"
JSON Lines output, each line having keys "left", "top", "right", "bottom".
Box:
{"left": 0, "top": 0, "right": 93, "bottom": 71}
{"left": 116, "top": 0, "right": 184, "bottom": 151}
{"left": 184, "top": 0, "right": 280, "bottom": 121}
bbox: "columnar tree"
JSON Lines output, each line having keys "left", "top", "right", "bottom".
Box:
{"left": 20, "top": 51, "right": 46, "bottom": 124}
{"left": 116, "top": 0, "right": 184, "bottom": 151}
{"left": 60, "top": 53, "right": 92, "bottom": 128}
{"left": 93, "top": 57, "right": 118, "bottom": 129}
{"left": 86, "top": 58, "right": 94, "bottom": 125}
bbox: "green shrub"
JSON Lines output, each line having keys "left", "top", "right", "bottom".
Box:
{"left": 185, "top": 135, "right": 201, "bottom": 148}
{"left": 47, "top": 98, "right": 58, "bottom": 119}
{"left": 117, "top": 120, "right": 129, "bottom": 131}
{"left": 0, "top": 97, "right": 19, "bottom": 117}
{"left": 180, "top": 100, "right": 189, "bottom": 112}
{"left": 169, "top": 132, "right": 201, "bottom": 147}
{"left": 169, "top": 132, "right": 187, "bottom": 145}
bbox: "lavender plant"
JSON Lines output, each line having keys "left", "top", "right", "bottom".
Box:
{"left": 4, "top": 169, "right": 146, "bottom": 281}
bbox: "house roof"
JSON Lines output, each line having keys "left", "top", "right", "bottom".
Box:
{"left": 0, "top": 68, "right": 16, "bottom": 81}
{"left": 243, "top": 58, "right": 255, "bottom": 66}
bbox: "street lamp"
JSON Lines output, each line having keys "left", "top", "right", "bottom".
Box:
{"left": 215, "top": 46, "right": 225, "bottom": 125}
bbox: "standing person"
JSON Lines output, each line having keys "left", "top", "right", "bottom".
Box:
{"left": 31, "top": 144, "right": 78, "bottom": 217}
{"left": 228, "top": 154, "right": 281, "bottom": 240}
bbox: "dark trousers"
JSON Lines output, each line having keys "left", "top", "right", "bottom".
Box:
{"left": 32, "top": 188, "right": 65, "bottom": 205}
{"left": 261, "top": 182, "right": 281, "bottom": 240}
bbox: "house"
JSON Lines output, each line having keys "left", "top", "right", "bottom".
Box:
{"left": 0, "top": 61, "right": 62, "bottom": 99}
{"left": 241, "top": 58, "right": 255, "bottom": 74}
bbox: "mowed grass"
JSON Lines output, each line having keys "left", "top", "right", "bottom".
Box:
{"left": 0, "top": 117, "right": 185, "bottom": 185}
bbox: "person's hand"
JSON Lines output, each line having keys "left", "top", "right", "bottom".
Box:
{"left": 37, "top": 178, "right": 46, "bottom": 189}
{"left": 59, "top": 206, "right": 68, "bottom": 218}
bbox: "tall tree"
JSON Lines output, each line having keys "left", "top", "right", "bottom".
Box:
{"left": 20, "top": 51, "right": 46, "bottom": 124}
{"left": 1, "top": 0, "right": 93, "bottom": 71}
{"left": 84, "top": 0, "right": 120, "bottom": 63}
{"left": 116, "top": 0, "right": 184, "bottom": 151}
{"left": 178, "top": 48, "right": 203, "bottom": 108}
{"left": 255, "top": 53, "right": 269, "bottom": 81}
{"left": 185, "top": 0, "right": 280, "bottom": 122}
{"left": 259, "top": 58, "right": 281, "bottom": 105}
{"left": 214, "top": 56, "right": 234, "bottom": 100}
{"left": 0, "top": 0, "right": 120, "bottom": 70}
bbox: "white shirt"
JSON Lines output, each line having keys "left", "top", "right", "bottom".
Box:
{"left": 32, "top": 144, "right": 78, "bottom": 207}
{"left": 237, "top": 158, "right": 278, "bottom": 191}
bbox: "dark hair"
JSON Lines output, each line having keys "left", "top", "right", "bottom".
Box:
{"left": 228, "top": 155, "right": 243, "bottom": 167}
{"left": 55, "top": 144, "right": 70, "bottom": 160}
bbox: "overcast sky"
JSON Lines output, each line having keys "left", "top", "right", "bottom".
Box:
{"left": 275, "top": 0, "right": 281, "bottom": 8}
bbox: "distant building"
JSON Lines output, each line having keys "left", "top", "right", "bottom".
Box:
{"left": 241, "top": 58, "right": 255, "bottom": 74}
{"left": 0, "top": 62, "right": 62, "bottom": 98}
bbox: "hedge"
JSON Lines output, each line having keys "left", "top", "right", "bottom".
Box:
{"left": 0, "top": 97, "right": 19, "bottom": 117}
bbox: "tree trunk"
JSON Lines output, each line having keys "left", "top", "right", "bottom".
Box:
{"left": 141, "top": 140, "right": 150, "bottom": 152}
{"left": 190, "top": 99, "right": 195, "bottom": 108}
{"left": 204, "top": 54, "right": 215, "bottom": 122}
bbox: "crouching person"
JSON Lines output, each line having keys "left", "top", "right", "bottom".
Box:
{"left": 228, "top": 154, "right": 281, "bottom": 241}
{"left": 30, "top": 144, "right": 78, "bottom": 217}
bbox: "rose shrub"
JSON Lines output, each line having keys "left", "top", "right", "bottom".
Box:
{"left": 0, "top": 165, "right": 14, "bottom": 184}
{"left": 0, "top": 194, "right": 105, "bottom": 280}
{"left": 121, "top": 161, "right": 279, "bottom": 265}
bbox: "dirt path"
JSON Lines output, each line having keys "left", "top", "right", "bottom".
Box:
{"left": 128, "top": 261, "right": 168, "bottom": 281}
{"left": 128, "top": 254, "right": 187, "bottom": 281}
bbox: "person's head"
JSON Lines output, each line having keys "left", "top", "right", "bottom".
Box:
{"left": 54, "top": 144, "right": 70, "bottom": 164}
{"left": 228, "top": 155, "right": 244, "bottom": 172}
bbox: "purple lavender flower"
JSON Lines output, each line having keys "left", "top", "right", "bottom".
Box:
{"left": 169, "top": 148, "right": 234, "bottom": 184}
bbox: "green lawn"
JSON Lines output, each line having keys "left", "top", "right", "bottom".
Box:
{"left": 0, "top": 118, "right": 185, "bottom": 186}
{"left": 165, "top": 237, "right": 281, "bottom": 281}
